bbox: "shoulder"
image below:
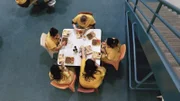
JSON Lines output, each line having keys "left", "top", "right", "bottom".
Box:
{"left": 75, "top": 14, "right": 83, "bottom": 18}
{"left": 87, "top": 14, "right": 95, "bottom": 20}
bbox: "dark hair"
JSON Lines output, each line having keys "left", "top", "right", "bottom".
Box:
{"left": 83, "top": 59, "right": 99, "bottom": 80}
{"left": 106, "top": 38, "right": 119, "bottom": 48}
{"left": 50, "top": 65, "right": 62, "bottom": 80}
{"left": 80, "top": 15, "right": 87, "bottom": 23}
{"left": 50, "top": 27, "right": 58, "bottom": 37}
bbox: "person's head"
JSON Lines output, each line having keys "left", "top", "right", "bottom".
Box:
{"left": 84, "top": 59, "right": 98, "bottom": 80}
{"left": 80, "top": 15, "right": 87, "bottom": 23}
{"left": 49, "top": 27, "right": 59, "bottom": 38}
{"left": 50, "top": 65, "right": 62, "bottom": 80}
{"left": 106, "top": 38, "right": 119, "bottom": 48}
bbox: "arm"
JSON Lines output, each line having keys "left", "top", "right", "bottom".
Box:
{"left": 81, "top": 46, "right": 86, "bottom": 59}
{"left": 72, "top": 23, "right": 78, "bottom": 30}
{"left": 49, "top": 72, "right": 54, "bottom": 80}
{"left": 88, "top": 24, "right": 96, "bottom": 29}
{"left": 52, "top": 41, "right": 66, "bottom": 51}
{"left": 88, "top": 16, "right": 96, "bottom": 28}
{"left": 80, "top": 46, "right": 86, "bottom": 76}
{"left": 72, "top": 15, "right": 79, "bottom": 30}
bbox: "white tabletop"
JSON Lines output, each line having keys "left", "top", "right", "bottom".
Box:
{"left": 57, "top": 29, "right": 102, "bottom": 66}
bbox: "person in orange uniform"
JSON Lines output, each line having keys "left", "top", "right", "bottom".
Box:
{"left": 49, "top": 64, "right": 76, "bottom": 92}
{"left": 15, "top": 0, "right": 56, "bottom": 13}
{"left": 15, "top": 0, "right": 42, "bottom": 8}
{"left": 15, "top": 0, "right": 32, "bottom": 7}
{"left": 101, "top": 38, "right": 121, "bottom": 62}
{"left": 45, "top": 27, "right": 66, "bottom": 52}
{"left": 79, "top": 46, "right": 106, "bottom": 89}
{"left": 72, "top": 12, "right": 96, "bottom": 32}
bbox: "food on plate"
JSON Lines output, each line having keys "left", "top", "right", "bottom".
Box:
{"left": 62, "top": 37, "right": 68, "bottom": 45}
{"left": 58, "top": 54, "right": 64, "bottom": 63}
{"left": 76, "top": 30, "right": 85, "bottom": 39}
{"left": 92, "top": 39, "right": 101, "bottom": 46}
{"left": 86, "top": 31, "right": 95, "bottom": 40}
{"left": 65, "top": 57, "right": 74, "bottom": 64}
{"left": 92, "top": 51, "right": 101, "bottom": 59}
{"left": 76, "top": 33, "right": 82, "bottom": 39}
{"left": 62, "top": 30, "right": 71, "bottom": 37}
{"left": 85, "top": 45, "right": 93, "bottom": 55}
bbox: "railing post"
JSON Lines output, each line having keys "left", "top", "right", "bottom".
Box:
{"left": 146, "top": 2, "right": 162, "bottom": 33}
{"left": 133, "top": 0, "right": 139, "bottom": 12}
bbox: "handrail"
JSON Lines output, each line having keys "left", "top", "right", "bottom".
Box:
{"left": 139, "top": 0, "right": 180, "bottom": 38}
{"left": 126, "top": 11, "right": 157, "bottom": 90}
{"left": 159, "top": 0, "right": 180, "bottom": 14}
{"left": 132, "top": 0, "right": 180, "bottom": 65}
{"left": 132, "top": 22, "right": 139, "bottom": 83}
{"left": 126, "top": 0, "right": 180, "bottom": 93}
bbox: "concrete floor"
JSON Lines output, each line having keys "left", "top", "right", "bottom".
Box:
{"left": 0, "top": 0, "right": 159, "bottom": 101}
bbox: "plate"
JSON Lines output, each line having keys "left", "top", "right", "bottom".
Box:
{"left": 86, "top": 31, "right": 95, "bottom": 40}
{"left": 62, "top": 37, "right": 68, "bottom": 45}
{"left": 76, "top": 30, "right": 85, "bottom": 39}
{"left": 58, "top": 54, "right": 65, "bottom": 63}
{"left": 65, "top": 57, "right": 74, "bottom": 64}
{"left": 62, "top": 30, "right": 71, "bottom": 37}
{"left": 85, "top": 45, "right": 93, "bottom": 55}
{"left": 92, "top": 39, "right": 101, "bottom": 46}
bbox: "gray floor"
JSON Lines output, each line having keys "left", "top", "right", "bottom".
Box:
{"left": 0, "top": 0, "right": 159, "bottom": 101}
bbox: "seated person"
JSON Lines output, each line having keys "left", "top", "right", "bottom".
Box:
{"left": 79, "top": 46, "right": 106, "bottom": 89}
{"left": 72, "top": 12, "right": 96, "bottom": 32}
{"left": 15, "top": 0, "right": 32, "bottom": 7}
{"left": 15, "top": 0, "right": 56, "bottom": 13}
{"left": 49, "top": 64, "right": 75, "bottom": 85}
{"left": 45, "top": 27, "right": 66, "bottom": 52}
{"left": 101, "top": 38, "right": 121, "bottom": 62}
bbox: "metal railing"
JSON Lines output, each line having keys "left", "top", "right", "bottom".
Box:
{"left": 130, "top": 0, "right": 180, "bottom": 66}
{"left": 126, "top": 11, "right": 158, "bottom": 89}
{"left": 159, "top": 0, "right": 180, "bottom": 14}
{"left": 126, "top": 0, "right": 180, "bottom": 90}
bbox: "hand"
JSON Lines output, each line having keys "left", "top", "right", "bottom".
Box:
{"left": 101, "top": 48, "right": 105, "bottom": 53}
{"left": 80, "top": 46, "right": 85, "bottom": 51}
{"left": 101, "top": 42, "right": 106, "bottom": 48}
{"left": 91, "top": 58, "right": 95, "bottom": 61}
{"left": 61, "top": 41, "right": 66, "bottom": 46}
{"left": 101, "top": 42, "right": 106, "bottom": 45}
{"left": 76, "top": 29, "right": 82, "bottom": 32}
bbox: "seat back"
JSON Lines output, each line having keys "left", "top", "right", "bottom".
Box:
{"left": 119, "top": 44, "right": 126, "bottom": 61}
{"left": 102, "top": 44, "right": 126, "bottom": 71}
{"left": 78, "top": 12, "right": 93, "bottom": 16}
{"left": 50, "top": 81, "right": 69, "bottom": 89}
{"left": 40, "top": 33, "right": 55, "bottom": 58}
{"left": 40, "top": 33, "right": 47, "bottom": 49}
{"left": 77, "top": 85, "right": 96, "bottom": 93}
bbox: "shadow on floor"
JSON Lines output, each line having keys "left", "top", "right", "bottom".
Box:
{"left": 103, "top": 61, "right": 125, "bottom": 85}
{"left": 29, "top": 0, "right": 72, "bottom": 16}
{"left": 49, "top": 88, "right": 73, "bottom": 101}
{"left": 39, "top": 50, "right": 55, "bottom": 67}
{"left": 55, "top": 0, "right": 72, "bottom": 14}
{"left": 30, "top": 2, "right": 48, "bottom": 16}
{"left": 78, "top": 93, "right": 102, "bottom": 101}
